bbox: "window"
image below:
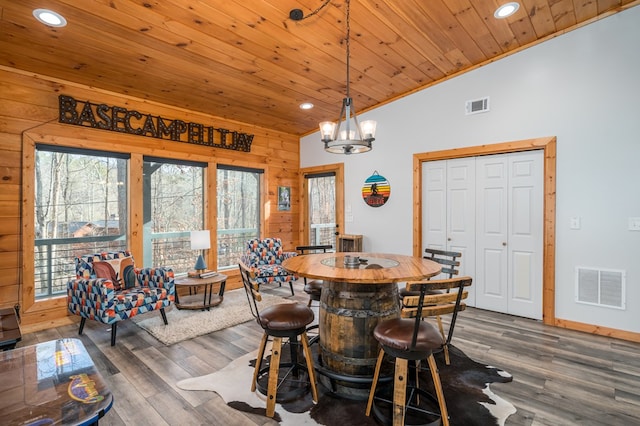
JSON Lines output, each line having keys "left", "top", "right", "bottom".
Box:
{"left": 217, "top": 165, "right": 262, "bottom": 269}
{"left": 34, "top": 145, "right": 128, "bottom": 298}
{"left": 143, "top": 157, "right": 206, "bottom": 273}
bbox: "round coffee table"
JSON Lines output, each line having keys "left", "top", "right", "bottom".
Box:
{"left": 174, "top": 273, "right": 227, "bottom": 310}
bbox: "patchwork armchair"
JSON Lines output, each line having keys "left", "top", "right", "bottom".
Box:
{"left": 67, "top": 250, "right": 175, "bottom": 346}
{"left": 240, "top": 238, "right": 298, "bottom": 295}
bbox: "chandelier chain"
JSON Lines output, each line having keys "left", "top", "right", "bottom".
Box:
{"left": 345, "top": 0, "right": 351, "bottom": 99}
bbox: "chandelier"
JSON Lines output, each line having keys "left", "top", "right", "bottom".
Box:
{"left": 318, "top": 0, "right": 377, "bottom": 154}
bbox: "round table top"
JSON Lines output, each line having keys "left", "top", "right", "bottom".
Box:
{"left": 282, "top": 252, "right": 441, "bottom": 284}
{"left": 174, "top": 273, "right": 227, "bottom": 286}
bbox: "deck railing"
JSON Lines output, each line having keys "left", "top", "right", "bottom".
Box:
{"left": 34, "top": 224, "right": 336, "bottom": 298}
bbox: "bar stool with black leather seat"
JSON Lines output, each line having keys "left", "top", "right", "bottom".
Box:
{"left": 366, "top": 276, "right": 473, "bottom": 426}
{"left": 239, "top": 261, "right": 318, "bottom": 417}
{"left": 398, "top": 248, "right": 462, "bottom": 365}
{"left": 295, "top": 244, "right": 333, "bottom": 307}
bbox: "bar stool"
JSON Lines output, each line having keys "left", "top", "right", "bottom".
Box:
{"left": 295, "top": 244, "right": 333, "bottom": 307}
{"left": 239, "top": 262, "right": 318, "bottom": 417}
{"left": 366, "top": 276, "right": 472, "bottom": 426}
{"left": 398, "top": 248, "right": 462, "bottom": 365}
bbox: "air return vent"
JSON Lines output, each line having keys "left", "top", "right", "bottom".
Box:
{"left": 465, "top": 97, "right": 490, "bottom": 115}
{"left": 575, "top": 267, "right": 625, "bottom": 309}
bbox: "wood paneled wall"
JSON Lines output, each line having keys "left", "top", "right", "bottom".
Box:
{"left": 0, "top": 66, "right": 300, "bottom": 332}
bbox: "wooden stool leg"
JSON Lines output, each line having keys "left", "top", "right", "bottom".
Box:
{"left": 427, "top": 354, "right": 449, "bottom": 426}
{"left": 300, "top": 331, "right": 318, "bottom": 402}
{"left": 443, "top": 344, "right": 450, "bottom": 365}
{"left": 252, "top": 333, "right": 268, "bottom": 392}
{"left": 435, "top": 315, "right": 450, "bottom": 365}
{"left": 266, "top": 337, "right": 282, "bottom": 417}
{"left": 365, "top": 349, "right": 385, "bottom": 416}
{"left": 393, "top": 358, "right": 408, "bottom": 426}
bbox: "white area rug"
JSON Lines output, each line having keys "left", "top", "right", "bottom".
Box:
{"left": 176, "top": 344, "right": 516, "bottom": 426}
{"left": 177, "top": 344, "right": 320, "bottom": 425}
{"left": 133, "top": 289, "right": 293, "bottom": 345}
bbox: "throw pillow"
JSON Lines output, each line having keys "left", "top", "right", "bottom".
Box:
{"left": 118, "top": 256, "right": 134, "bottom": 281}
{"left": 101, "top": 255, "right": 134, "bottom": 288}
{"left": 122, "top": 264, "right": 137, "bottom": 289}
{"left": 93, "top": 261, "right": 121, "bottom": 290}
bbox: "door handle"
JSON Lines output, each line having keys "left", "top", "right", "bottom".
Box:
{"left": 502, "top": 242, "right": 507, "bottom": 246}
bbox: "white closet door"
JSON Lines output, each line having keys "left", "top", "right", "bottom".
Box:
{"left": 507, "top": 151, "right": 543, "bottom": 319}
{"left": 422, "top": 151, "right": 542, "bottom": 318}
{"left": 422, "top": 160, "right": 448, "bottom": 252}
{"left": 475, "top": 151, "right": 543, "bottom": 318}
{"left": 446, "top": 158, "right": 476, "bottom": 305}
{"left": 422, "top": 158, "right": 476, "bottom": 305}
{"left": 475, "top": 155, "right": 509, "bottom": 313}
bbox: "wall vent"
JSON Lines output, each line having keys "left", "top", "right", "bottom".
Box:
{"left": 465, "top": 97, "right": 490, "bottom": 115}
{"left": 575, "top": 267, "right": 625, "bottom": 309}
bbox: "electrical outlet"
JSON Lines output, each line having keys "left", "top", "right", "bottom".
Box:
{"left": 629, "top": 217, "right": 640, "bottom": 231}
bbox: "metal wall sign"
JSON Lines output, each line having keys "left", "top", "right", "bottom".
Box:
{"left": 362, "top": 171, "right": 390, "bottom": 207}
{"left": 58, "top": 95, "right": 254, "bottom": 152}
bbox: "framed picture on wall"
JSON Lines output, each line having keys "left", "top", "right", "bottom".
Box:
{"left": 278, "top": 186, "right": 291, "bottom": 211}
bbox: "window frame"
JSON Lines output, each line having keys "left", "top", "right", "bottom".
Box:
{"left": 33, "top": 144, "right": 130, "bottom": 299}
{"left": 216, "top": 164, "right": 264, "bottom": 270}
{"left": 21, "top": 130, "right": 271, "bottom": 319}
{"left": 142, "top": 156, "right": 207, "bottom": 273}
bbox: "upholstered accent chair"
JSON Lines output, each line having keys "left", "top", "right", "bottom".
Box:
{"left": 67, "top": 250, "right": 175, "bottom": 346}
{"left": 240, "top": 238, "right": 298, "bottom": 295}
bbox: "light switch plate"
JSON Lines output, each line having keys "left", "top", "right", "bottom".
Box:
{"left": 569, "top": 216, "right": 581, "bottom": 230}
{"left": 629, "top": 217, "right": 640, "bottom": 231}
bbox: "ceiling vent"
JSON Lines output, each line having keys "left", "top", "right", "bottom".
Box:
{"left": 465, "top": 97, "right": 490, "bottom": 115}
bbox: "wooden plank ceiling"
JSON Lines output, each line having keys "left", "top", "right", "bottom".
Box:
{"left": 0, "top": 0, "right": 637, "bottom": 135}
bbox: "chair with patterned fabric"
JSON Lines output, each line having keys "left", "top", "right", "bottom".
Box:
{"left": 240, "top": 238, "right": 298, "bottom": 295}
{"left": 67, "top": 250, "right": 175, "bottom": 346}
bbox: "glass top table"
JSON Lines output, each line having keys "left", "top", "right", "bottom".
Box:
{"left": 0, "top": 338, "right": 113, "bottom": 425}
{"left": 321, "top": 255, "right": 400, "bottom": 269}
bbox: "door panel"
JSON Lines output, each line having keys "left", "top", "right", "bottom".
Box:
{"left": 423, "top": 162, "right": 447, "bottom": 250}
{"left": 475, "top": 155, "right": 508, "bottom": 312}
{"left": 446, "top": 158, "right": 476, "bottom": 304}
{"left": 508, "top": 151, "right": 543, "bottom": 319}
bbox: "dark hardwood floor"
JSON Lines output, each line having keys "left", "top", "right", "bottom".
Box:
{"left": 17, "top": 281, "right": 640, "bottom": 425}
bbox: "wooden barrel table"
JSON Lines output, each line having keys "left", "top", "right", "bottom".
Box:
{"left": 282, "top": 252, "right": 441, "bottom": 399}
{"left": 319, "top": 280, "right": 399, "bottom": 377}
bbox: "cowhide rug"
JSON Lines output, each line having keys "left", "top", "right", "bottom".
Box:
{"left": 177, "top": 344, "right": 515, "bottom": 425}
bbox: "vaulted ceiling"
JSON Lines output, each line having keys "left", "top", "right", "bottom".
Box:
{"left": 0, "top": 0, "right": 636, "bottom": 135}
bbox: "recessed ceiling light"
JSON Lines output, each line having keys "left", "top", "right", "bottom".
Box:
{"left": 494, "top": 2, "right": 520, "bottom": 19}
{"left": 33, "top": 9, "right": 67, "bottom": 27}
{"left": 299, "top": 102, "right": 314, "bottom": 110}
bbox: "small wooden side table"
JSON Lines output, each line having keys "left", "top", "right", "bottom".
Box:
{"left": 0, "top": 307, "right": 21, "bottom": 351}
{"left": 174, "top": 274, "right": 227, "bottom": 310}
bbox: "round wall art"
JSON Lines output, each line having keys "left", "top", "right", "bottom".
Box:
{"left": 362, "top": 171, "right": 390, "bottom": 207}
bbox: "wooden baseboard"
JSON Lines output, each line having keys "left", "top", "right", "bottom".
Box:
{"left": 20, "top": 315, "right": 77, "bottom": 334}
{"left": 555, "top": 318, "right": 640, "bottom": 343}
